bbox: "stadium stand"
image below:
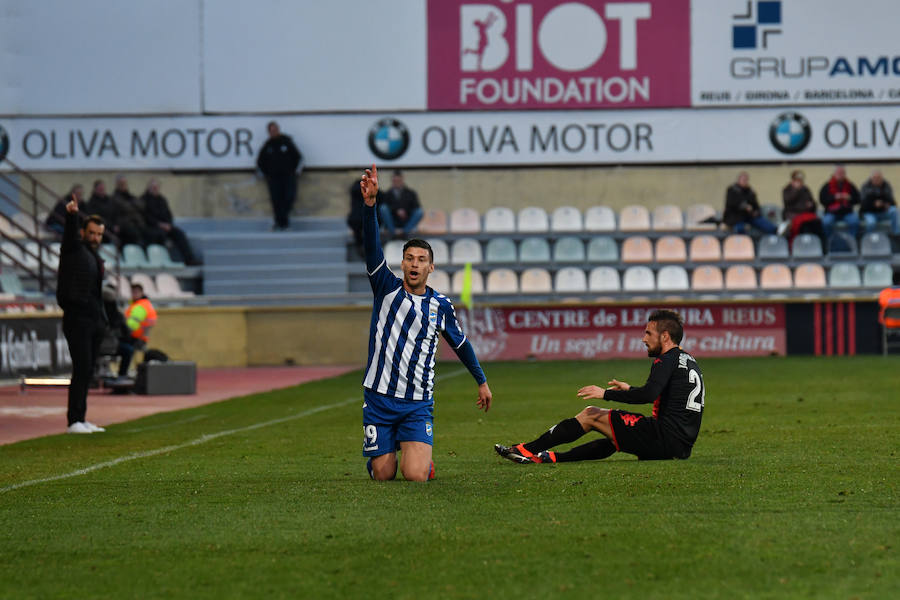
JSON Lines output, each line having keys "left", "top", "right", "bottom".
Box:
{"left": 622, "top": 266, "right": 655, "bottom": 291}
{"left": 122, "top": 244, "right": 151, "bottom": 269}
{"left": 656, "top": 265, "right": 690, "bottom": 292}
{"left": 484, "top": 238, "right": 517, "bottom": 263}
{"left": 691, "top": 265, "right": 724, "bottom": 291}
{"left": 550, "top": 206, "right": 583, "bottom": 232}
{"left": 449, "top": 208, "right": 481, "bottom": 234}
{"left": 520, "top": 268, "right": 552, "bottom": 293}
{"left": 486, "top": 268, "right": 518, "bottom": 293}
{"left": 621, "top": 236, "right": 653, "bottom": 263}
{"left": 654, "top": 235, "right": 688, "bottom": 263}
{"left": 130, "top": 272, "right": 159, "bottom": 297}
{"left": 384, "top": 240, "right": 405, "bottom": 267}
{"left": 722, "top": 234, "right": 755, "bottom": 261}
{"left": 685, "top": 204, "right": 719, "bottom": 231}
{"left": 583, "top": 206, "right": 617, "bottom": 232}
{"left": 554, "top": 267, "right": 588, "bottom": 293}
{"left": 146, "top": 243, "right": 184, "bottom": 268}
{"left": 586, "top": 236, "right": 619, "bottom": 263}
{"left": 588, "top": 266, "right": 621, "bottom": 293}
{"left": 155, "top": 272, "right": 195, "bottom": 298}
{"left": 427, "top": 269, "right": 450, "bottom": 293}
{"left": 794, "top": 263, "right": 827, "bottom": 289}
{"left": 451, "top": 268, "right": 484, "bottom": 295}
{"left": 518, "top": 238, "right": 551, "bottom": 263}
{"left": 517, "top": 207, "right": 550, "bottom": 232}
{"left": 757, "top": 234, "right": 790, "bottom": 260}
{"left": 619, "top": 205, "right": 651, "bottom": 232}
{"left": 860, "top": 231, "right": 892, "bottom": 257}
{"left": 688, "top": 235, "right": 722, "bottom": 262}
{"left": 426, "top": 239, "right": 449, "bottom": 265}
{"left": 483, "top": 207, "right": 516, "bottom": 233}
{"left": 552, "top": 236, "right": 586, "bottom": 263}
{"left": 827, "top": 232, "right": 857, "bottom": 258}
{"left": 450, "top": 238, "right": 483, "bottom": 265}
{"left": 651, "top": 205, "right": 684, "bottom": 231}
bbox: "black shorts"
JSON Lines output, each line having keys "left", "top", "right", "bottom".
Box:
{"left": 608, "top": 410, "right": 691, "bottom": 460}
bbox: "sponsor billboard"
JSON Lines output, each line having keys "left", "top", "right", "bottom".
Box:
{"left": 427, "top": 0, "right": 691, "bottom": 111}
{"left": 2, "top": 105, "right": 898, "bottom": 170}
{"left": 441, "top": 303, "right": 786, "bottom": 361}
{"left": 692, "top": 0, "right": 900, "bottom": 107}
{"left": 0, "top": 317, "right": 70, "bottom": 378}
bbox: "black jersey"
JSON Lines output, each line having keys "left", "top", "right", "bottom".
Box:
{"left": 603, "top": 347, "right": 705, "bottom": 450}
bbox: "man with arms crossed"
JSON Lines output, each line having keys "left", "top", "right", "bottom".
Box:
{"left": 496, "top": 309, "right": 704, "bottom": 463}
{"left": 359, "top": 165, "right": 492, "bottom": 481}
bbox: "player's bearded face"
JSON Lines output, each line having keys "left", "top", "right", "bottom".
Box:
{"left": 643, "top": 322, "right": 662, "bottom": 357}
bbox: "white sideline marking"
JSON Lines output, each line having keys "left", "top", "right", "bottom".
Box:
{"left": 0, "top": 398, "right": 358, "bottom": 494}
{"left": 125, "top": 414, "right": 209, "bottom": 433}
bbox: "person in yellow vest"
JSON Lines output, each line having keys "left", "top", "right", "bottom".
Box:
{"left": 117, "top": 283, "right": 157, "bottom": 378}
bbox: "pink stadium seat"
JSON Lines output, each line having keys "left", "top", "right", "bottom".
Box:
{"left": 619, "top": 205, "right": 651, "bottom": 232}
{"left": 759, "top": 264, "right": 792, "bottom": 289}
{"left": 654, "top": 235, "right": 688, "bottom": 263}
{"left": 621, "top": 236, "right": 653, "bottom": 263}
{"left": 724, "top": 265, "right": 757, "bottom": 290}
{"left": 722, "top": 234, "right": 755, "bottom": 261}
{"left": 689, "top": 235, "right": 722, "bottom": 262}
{"left": 417, "top": 209, "right": 448, "bottom": 234}
{"left": 691, "top": 266, "right": 724, "bottom": 291}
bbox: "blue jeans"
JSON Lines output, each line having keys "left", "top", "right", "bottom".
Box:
{"left": 733, "top": 216, "right": 777, "bottom": 235}
{"left": 862, "top": 206, "right": 899, "bottom": 235}
{"left": 822, "top": 211, "right": 859, "bottom": 238}
{"left": 378, "top": 205, "right": 423, "bottom": 236}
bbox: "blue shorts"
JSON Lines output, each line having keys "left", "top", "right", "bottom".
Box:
{"left": 362, "top": 389, "right": 434, "bottom": 457}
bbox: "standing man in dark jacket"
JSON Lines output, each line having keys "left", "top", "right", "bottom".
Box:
{"left": 140, "top": 179, "right": 201, "bottom": 265}
{"left": 57, "top": 196, "right": 108, "bottom": 434}
{"left": 256, "top": 121, "right": 302, "bottom": 231}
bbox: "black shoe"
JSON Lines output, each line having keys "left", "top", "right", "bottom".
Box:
{"left": 494, "top": 443, "right": 534, "bottom": 464}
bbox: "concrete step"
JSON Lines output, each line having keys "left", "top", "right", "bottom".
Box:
{"left": 202, "top": 263, "right": 347, "bottom": 282}
{"left": 202, "top": 277, "right": 347, "bottom": 295}
{"left": 203, "top": 247, "right": 339, "bottom": 267}
{"left": 195, "top": 231, "right": 346, "bottom": 252}
{"left": 179, "top": 216, "right": 346, "bottom": 234}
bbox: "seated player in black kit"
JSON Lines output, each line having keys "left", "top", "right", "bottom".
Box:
{"left": 495, "top": 309, "right": 705, "bottom": 463}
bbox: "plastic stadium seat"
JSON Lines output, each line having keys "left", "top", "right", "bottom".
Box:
{"left": 22, "top": 241, "right": 41, "bottom": 270}
{"left": 483, "top": 207, "right": 516, "bottom": 233}
{"left": 685, "top": 204, "right": 719, "bottom": 230}
{"left": 450, "top": 238, "right": 483, "bottom": 265}
{"left": 724, "top": 265, "right": 757, "bottom": 291}
{"left": 621, "top": 236, "right": 653, "bottom": 263}
{"left": 619, "top": 205, "right": 651, "bottom": 232}
{"left": 656, "top": 265, "right": 689, "bottom": 292}
{"left": 862, "top": 262, "right": 893, "bottom": 288}
{"left": 105, "top": 273, "right": 132, "bottom": 298}
{"left": 759, "top": 264, "right": 792, "bottom": 289}
{"left": 651, "top": 205, "right": 684, "bottom": 231}
{"left": 99, "top": 243, "right": 119, "bottom": 265}
{"left": 424, "top": 239, "right": 449, "bottom": 265}
{"left": 793, "top": 263, "right": 827, "bottom": 289}
{"left": 520, "top": 268, "right": 552, "bottom": 293}
{"left": 146, "top": 243, "right": 184, "bottom": 268}
{"left": 0, "top": 272, "right": 26, "bottom": 295}
{"left": 552, "top": 237, "right": 586, "bottom": 263}
{"left": 623, "top": 266, "right": 655, "bottom": 292}
{"left": 860, "top": 232, "right": 892, "bottom": 257}
{"left": 586, "top": 236, "right": 619, "bottom": 263}
{"left": 519, "top": 238, "right": 551, "bottom": 263}
{"left": 449, "top": 208, "right": 481, "bottom": 234}
{"left": 129, "top": 272, "right": 159, "bottom": 298}
{"left": 691, "top": 266, "right": 724, "bottom": 291}
{"left": 384, "top": 240, "right": 405, "bottom": 267}
{"left": 791, "top": 233, "right": 823, "bottom": 259}
{"left": 688, "top": 235, "right": 722, "bottom": 262}
{"left": 550, "top": 206, "right": 583, "bottom": 232}
{"left": 486, "top": 268, "right": 518, "bottom": 294}
{"left": 722, "top": 234, "right": 755, "bottom": 261}
{"left": 484, "top": 238, "right": 517, "bottom": 263}
{"left": 155, "top": 272, "right": 194, "bottom": 298}
{"left": 451, "top": 269, "right": 485, "bottom": 295}
{"left": 122, "top": 244, "right": 150, "bottom": 269}
{"left": 427, "top": 269, "right": 450, "bottom": 293}
{"left": 654, "top": 235, "right": 687, "bottom": 263}
{"left": 827, "top": 232, "right": 857, "bottom": 258}
{"left": 554, "top": 267, "right": 587, "bottom": 293}
{"left": 584, "top": 206, "right": 617, "bottom": 232}
{"left": 828, "top": 263, "right": 861, "bottom": 288}
{"left": 45, "top": 242, "right": 61, "bottom": 268}
{"left": 417, "top": 209, "right": 448, "bottom": 234}
{"left": 0, "top": 241, "right": 23, "bottom": 266}
{"left": 757, "top": 234, "right": 790, "bottom": 260}
{"left": 588, "top": 266, "right": 621, "bottom": 292}
{"left": 517, "top": 207, "right": 550, "bottom": 233}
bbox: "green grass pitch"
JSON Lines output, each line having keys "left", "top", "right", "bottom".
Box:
{"left": 1, "top": 356, "right": 897, "bottom": 599}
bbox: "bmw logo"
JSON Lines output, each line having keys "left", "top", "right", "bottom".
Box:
{"left": 769, "top": 112, "right": 811, "bottom": 155}
{"left": 0, "top": 125, "right": 9, "bottom": 162}
{"left": 368, "top": 118, "right": 410, "bottom": 161}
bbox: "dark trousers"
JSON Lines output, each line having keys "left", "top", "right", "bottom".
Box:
{"left": 147, "top": 226, "right": 196, "bottom": 263}
{"left": 63, "top": 313, "right": 106, "bottom": 426}
{"left": 267, "top": 175, "right": 297, "bottom": 229}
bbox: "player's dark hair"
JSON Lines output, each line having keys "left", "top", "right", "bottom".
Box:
{"left": 83, "top": 214, "right": 105, "bottom": 230}
{"left": 403, "top": 239, "right": 433, "bottom": 263}
{"left": 649, "top": 309, "right": 684, "bottom": 344}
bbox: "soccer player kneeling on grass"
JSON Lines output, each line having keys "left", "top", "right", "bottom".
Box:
{"left": 359, "top": 165, "right": 492, "bottom": 481}
{"left": 496, "top": 310, "right": 704, "bottom": 464}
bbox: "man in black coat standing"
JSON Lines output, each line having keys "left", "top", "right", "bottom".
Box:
{"left": 256, "top": 121, "right": 302, "bottom": 231}
{"left": 57, "top": 196, "right": 108, "bottom": 434}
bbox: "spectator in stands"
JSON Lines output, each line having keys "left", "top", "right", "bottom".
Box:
{"left": 86, "top": 180, "right": 118, "bottom": 244}
{"left": 819, "top": 165, "right": 860, "bottom": 238}
{"left": 111, "top": 174, "right": 150, "bottom": 246}
{"left": 140, "top": 179, "right": 201, "bottom": 265}
{"left": 379, "top": 170, "right": 423, "bottom": 239}
{"left": 117, "top": 282, "right": 157, "bottom": 379}
{"left": 256, "top": 121, "right": 303, "bottom": 231}
{"left": 782, "top": 170, "right": 825, "bottom": 246}
{"left": 860, "top": 170, "right": 899, "bottom": 235}
{"left": 45, "top": 184, "right": 87, "bottom": 236}
{"left": 723, "top": 171, "right": 776, "bottom": 234}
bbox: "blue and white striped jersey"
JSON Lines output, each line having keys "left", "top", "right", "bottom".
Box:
{"left": 362, "top": 205, "right": 484, "bottom": 401}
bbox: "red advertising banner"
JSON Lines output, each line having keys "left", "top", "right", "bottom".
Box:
{"left": 427, "top": 0, "right": 691, "bottom": 111}
{"left": 443, "top": 304, "right": 786, "bottom": 361}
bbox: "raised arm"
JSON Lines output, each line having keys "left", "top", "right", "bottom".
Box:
{"left": 360, "top": 165, "right": 385, "bottom": 274}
